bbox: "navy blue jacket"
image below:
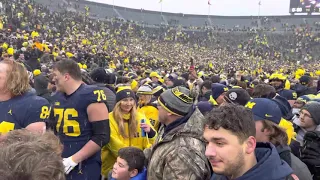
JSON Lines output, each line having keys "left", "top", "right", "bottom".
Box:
{"left": 210, "top": 142, "right": 293, "bottom": 180}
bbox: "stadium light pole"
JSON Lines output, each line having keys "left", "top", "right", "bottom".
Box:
{"left": 258, "top": 0, "right": 261, "bottom": 19}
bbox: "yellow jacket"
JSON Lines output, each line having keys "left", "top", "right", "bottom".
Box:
{"left": 101, "top": 112, "right": 157, "bottom": 176}
{"left": 137, "top": 104, "right": 160, "bottom": 130}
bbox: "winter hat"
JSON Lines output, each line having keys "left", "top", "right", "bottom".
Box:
{"left": 90, "top": 67, "right": 107, "bottom": 83}
{"left": 272, "top": 95, "right": 293, "bottom": 120}
{"left": 34, "top": 75, "right": 49, "bottom": 91}
{"left": 296, "top": 94, "right": 315, "bottom": 104}
{"left": 301, "top": 102, "right": 320, "bottom": 125}
{"left": 299, "top": 75, "right": 311, "bottom": 86}
{"left": 150, "top": 72, "right": 160, "bottom": 78}
{"left": 158, "top": 86, "right": 193, "bottom": 116}
{"left": 167, "top": 73, "right": 178, "bottom": 81}
{"left": 224, "top": 88, "right": 251, "bottom": 106}
{"left": 137, "top": 85, "right": 153, "bottom": 95}
{"left": 116, "top": 87, "right": 136, "bottom": 103}
{"left": 211, "top": 83, "right": 228, "bottom": 100}
{"left": 196, "top": 101, "right": 214, "bottom": 115}
{"left": 152, "top": 85, "right": 164, "bottom": 97}
{"left": 33, "top": 69, "right": 41, "bottom": 77}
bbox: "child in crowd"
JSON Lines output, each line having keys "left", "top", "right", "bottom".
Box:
{"left": 109, "top": 147, "right": 147, "bottom": 180}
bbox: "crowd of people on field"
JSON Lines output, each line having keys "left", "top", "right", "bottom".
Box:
{"left": 0, "top": 0, "right": 320, "bottom": 180}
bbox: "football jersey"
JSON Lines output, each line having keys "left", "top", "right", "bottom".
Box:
{"left": 0, "top": 92, "right": 50, "bottom": 134}
{"left": 53, "top": 84, "right": 107, "bottom": 160}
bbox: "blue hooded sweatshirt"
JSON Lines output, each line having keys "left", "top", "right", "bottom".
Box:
{"left": 210, "top": 142, "right": 293, "bottom": 180}
{"left": 109, "top": 167, "right": 147, "bottom": 180}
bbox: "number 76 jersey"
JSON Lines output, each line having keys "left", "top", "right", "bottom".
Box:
{"left": 52, "top": 84, "right": 107, "bottom": 159}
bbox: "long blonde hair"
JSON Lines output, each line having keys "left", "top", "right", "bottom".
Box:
{"left": 1, "top": 59, "right": 30, "bottom": 96}
{"left": 113, "top": 101, "right": 137, "bottom": 138}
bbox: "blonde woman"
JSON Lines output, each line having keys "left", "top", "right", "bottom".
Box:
{"left": 101, "top": 87, "right": 157, "bottom": 176}
{"left": 137, "top": 84, "right": 160, "bottom": 131}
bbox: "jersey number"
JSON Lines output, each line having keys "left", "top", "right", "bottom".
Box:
{"left": 94, "top": 90, "right": 107, "bottom": 102}
{"left": 40, "top": 106, "right": 51, "bottom": 119}
{"left": 0, "top": 121, "right": 15, "bottom": 134}
{"left": 55, "top": 108, "right": 81, "bottom": 137}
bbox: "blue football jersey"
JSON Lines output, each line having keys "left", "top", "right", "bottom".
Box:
{"left": 0, "top": 92, "right": 50, "bottom": 134}
{"left": 53, "top": 84, "right": 107, "bottom": 160}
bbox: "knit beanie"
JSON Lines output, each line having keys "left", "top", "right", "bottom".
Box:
{"left": 158, "top": 86, "right": 193, "bottom": 116}
{"left": 211, "top": 83, "right": 228, "bottom": 100}
{"left": 90, "top": 67, "right": 107, "bottom": 83}
{"left": 301, "top": 102, "right": 320, "bottom": 125}
{"left": 299, "top": 75, "right": 311, "bottom": 86}
{"left": 224, "top": 88, "right": 251, "bottom": 106}
{"left": 116, "top": 88, "right": 136, "bottom": 103}
{"left": 137, "top": 85, "right": 153, "bottom": 95}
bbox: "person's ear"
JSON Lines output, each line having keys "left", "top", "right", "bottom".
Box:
{"left": 245, "top": 136, "right": 256, "bottom": 154}
{"left": 129, "top": 169, "right": 138, "bottom": 178}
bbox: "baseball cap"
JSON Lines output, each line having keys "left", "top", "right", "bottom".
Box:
{"left": 245, "top": 98, "right": 282, "bottom": 124}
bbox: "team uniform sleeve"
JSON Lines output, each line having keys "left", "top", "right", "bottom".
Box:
{"left": 23, "top": 97, "right": 50, "bottom": 128}
{"left": 85, "top": 87, "right": 108, "bottom": 105}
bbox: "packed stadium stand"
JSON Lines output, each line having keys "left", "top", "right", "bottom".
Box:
{"left": 33, "top": 0, "right": 320, "bottom": 31}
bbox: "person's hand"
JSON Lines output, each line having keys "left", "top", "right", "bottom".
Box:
{"left": 63, "top": 156, "right": 78, "bottom": 174}
{"left": 140, "top": 123, "right": 151, "bottom": 133}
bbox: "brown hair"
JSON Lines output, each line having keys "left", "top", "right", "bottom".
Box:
{"left": 0, "top": 130, "right": 63, "bottom": 155}
{"left": 205, "top": 104, "right": 256, "bottom": 143}
{"left": 118, "top": 147, "right": 146, "bottom": 173}
{"left": 113, "top": 102, "right": 137, "bottom": 138}
{"left": 0, "top": 130, "right": 65, "bottom": 180}
{"left": 252, "top": 84, "right": 276, "bottom": 98}
{"left": 1, "top": 59, "right": 30, "bottom": 96}
{"left": 260, "top": 120, "right": 288, "bottom": 146}
{"left": 53, "top": 59, "right": 82, "bottom": 81}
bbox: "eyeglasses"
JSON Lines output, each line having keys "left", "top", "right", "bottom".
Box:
{"left": 298, "top": 111, "right": 312, "bottom": 119}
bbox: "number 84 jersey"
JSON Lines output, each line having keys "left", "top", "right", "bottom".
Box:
{"left": 53, "top": 84, "right": 107, "bottom": 158}
{"left": 0, "top": 92, "right": 50, "bottom": 134}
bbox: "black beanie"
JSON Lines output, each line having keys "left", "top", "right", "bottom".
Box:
{"left": 224, "top": 88, "right": 250, "bottom": 106}
{"left": 116, "top": 89, "right": 136, "bottom": 103}
{"left": 90, "top": 68, "right": 107, "bottom": 83}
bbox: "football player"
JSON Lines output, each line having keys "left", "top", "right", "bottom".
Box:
{"left": 0, "top": 59, "right": 49, "bottom": 137}
{"left": 52, "top": 59, "right": 110, "bottom": 180}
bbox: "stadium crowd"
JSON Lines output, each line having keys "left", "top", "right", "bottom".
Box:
{"left": 0, "top": 0, "right": 320, "bottom": 180}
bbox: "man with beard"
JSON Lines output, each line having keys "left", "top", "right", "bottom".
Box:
{"left": 204, "top": 104, "right": 295, "bottom": 180}
{"left": 145, "top": 86, "right": 211, "bottom": 180}
{"left": 269, "top": 73, "right": 297, "bottom": 107}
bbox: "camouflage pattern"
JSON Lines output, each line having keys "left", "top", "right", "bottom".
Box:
{"left": 145, "top": 108, "right": 211, "bottom": 180}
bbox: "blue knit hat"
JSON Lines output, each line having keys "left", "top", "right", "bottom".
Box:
{"left": 211, "top": 83, "right": 228, "bottom": 100}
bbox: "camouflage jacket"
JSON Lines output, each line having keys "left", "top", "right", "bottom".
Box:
{"left": 144, "top": 108, "right": 211, "bottom": 180}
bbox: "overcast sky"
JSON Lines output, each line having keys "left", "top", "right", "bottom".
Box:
{"left": 87, "top": 0, "right": 291, "bottom": 16}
